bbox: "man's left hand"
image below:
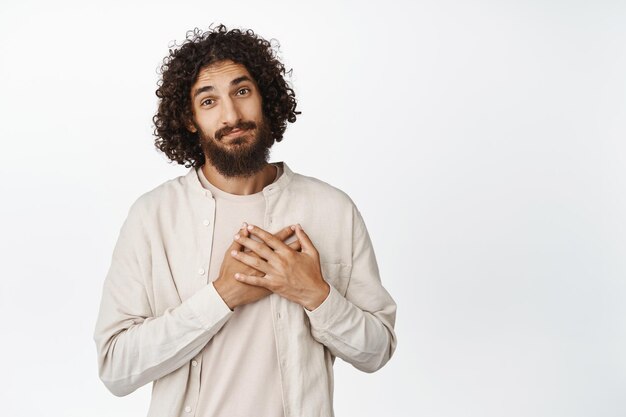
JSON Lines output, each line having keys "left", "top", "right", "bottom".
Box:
{"left": 231, "top": 223, "right": 330, "bottom": 311}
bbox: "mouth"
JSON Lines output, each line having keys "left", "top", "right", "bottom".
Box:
{"left": 222, "top": 128, "right": 248, "bottom": 140}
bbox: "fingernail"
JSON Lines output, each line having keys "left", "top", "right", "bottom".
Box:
{"left": 241, "top": 222, "right": 247, "bottom": 229}
{"left": 291, "top": 225, "right": 296, "bottom": 230}
{"left": 234, "top": 273, "right": 240, "bottom": 279}
{"left": 234, "top": 234, "right": 240, "bottom": 240}
{"left": 231, "top": 250, "right": 238, "bottom": 256}
{"left": 247, "top": 225, "right": 253, "bottom": 230}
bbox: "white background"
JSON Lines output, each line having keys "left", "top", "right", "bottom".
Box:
{"left": 1, "top": 0, "right": 625, "bottom": 416}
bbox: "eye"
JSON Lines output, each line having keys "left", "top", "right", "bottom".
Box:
{"left": 201, "top": 98, "right": 214, "bottom": 106}
{"left": 236, "top": 87, "right": 250, "bottom": 96}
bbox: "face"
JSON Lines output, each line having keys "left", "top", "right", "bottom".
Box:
{"left": 188, "top": 59, "right": 273, "bottom": 178}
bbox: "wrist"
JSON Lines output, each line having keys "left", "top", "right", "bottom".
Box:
{"left": 305, "top": 281, "right": 330, "bottom": 311}
{"left": 213, "top": 279, "right": 237, "bottom": 311}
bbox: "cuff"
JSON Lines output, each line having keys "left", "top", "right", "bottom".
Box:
{"left": 185, "top": 283, "right": 234, "bottom": 330}
{"left": 305, "top": 284, "right": 344, "bottom": 330}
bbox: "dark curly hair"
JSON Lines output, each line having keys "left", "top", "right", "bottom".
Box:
{"left": 152, "top": 24, "right": 300, "bottom": 168}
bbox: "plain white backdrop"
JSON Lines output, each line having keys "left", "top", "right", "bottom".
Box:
{"left": 1, "top": 0, "right": 625, "bottom": 416}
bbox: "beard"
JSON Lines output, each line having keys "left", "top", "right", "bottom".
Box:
{"left": 197, "top": 118, "right": 274, "bottom": 178}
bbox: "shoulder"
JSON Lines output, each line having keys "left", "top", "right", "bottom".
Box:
{"left": 289, "top": 170, "right": 356, "bottom": 209}
{"left": 126, "top": 169, "right": 197, "bottom": 220}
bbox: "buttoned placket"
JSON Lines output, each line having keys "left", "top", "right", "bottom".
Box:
{"left": 183, "top": 189, "right": 217, "bottom": 417}
{"left": 263, "top": 184, "right": 292, "bottom": 417}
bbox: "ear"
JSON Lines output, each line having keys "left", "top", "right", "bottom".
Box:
{"left": 185, "top": 118, "right": 198, "bottom": 133}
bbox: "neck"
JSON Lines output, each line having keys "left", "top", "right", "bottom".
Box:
{"left": 201, "top": 163, "right": 277, "bottom": 195}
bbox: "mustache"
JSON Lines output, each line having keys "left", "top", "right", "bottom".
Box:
{"left": 215, "top": 120, "right": 257, "bottom": 141}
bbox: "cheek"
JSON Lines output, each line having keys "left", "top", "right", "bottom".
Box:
{"left": 244, "top": 99, "right": 264, "bottom": 121}
{"left": 196, "top": 117, "right": 220, "bottom": 136}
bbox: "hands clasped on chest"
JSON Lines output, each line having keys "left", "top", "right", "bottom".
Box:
{"left": 212, "top": 222, "right": 331, "bottom": 312}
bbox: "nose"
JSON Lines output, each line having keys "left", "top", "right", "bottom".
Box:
{"left": 220, "top": 96, "right": 241, "bottom": 127}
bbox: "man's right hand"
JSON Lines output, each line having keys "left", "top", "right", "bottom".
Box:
{"left": 213, "top": 222, "right": 301, "bottom": 310}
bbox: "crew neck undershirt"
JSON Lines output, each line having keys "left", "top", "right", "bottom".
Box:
{"left": 193, "top": 163, "right": 285, "bottom": 417}
{"left": 197, "top": 163, "right": 283, "bottom": 202}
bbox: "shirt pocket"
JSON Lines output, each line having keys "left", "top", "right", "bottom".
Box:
{"left": 320, "top": 262, "right": 352, "bottom": 297}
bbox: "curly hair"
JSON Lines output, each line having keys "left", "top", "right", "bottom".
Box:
{"left": 152, "top": 24, "right": 300, "bottom": 168}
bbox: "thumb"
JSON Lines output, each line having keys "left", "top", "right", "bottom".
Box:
{"left": 273, "top": 224, "right": 296, "bottom": 244}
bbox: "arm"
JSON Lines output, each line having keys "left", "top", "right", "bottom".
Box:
{"left": 304, "top": 206, "right": 397, "bottom": 372}
{"left": 93, "top": 202, "right": 233, "bottom": 397}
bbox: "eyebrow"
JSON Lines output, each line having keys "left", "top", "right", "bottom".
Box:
{"left": 192, "top": 75, "right": 254, "bottom": 99}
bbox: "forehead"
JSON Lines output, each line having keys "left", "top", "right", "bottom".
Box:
{"left": 192, "top": 60, "right": 255, "bottom": 90}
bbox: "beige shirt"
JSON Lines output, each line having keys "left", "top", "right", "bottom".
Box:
{"left": 94, "top": 162, "right": 397, "bottom": 417}
{"left": 195, "top": 164, "right": 283, "bottom": 417}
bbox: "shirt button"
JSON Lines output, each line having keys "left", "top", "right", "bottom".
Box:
{"left": 192, "top": 360, "right": 198, "bottom": 367}
{"left": 203, "top": 219, "right": 210, "bottom": 226}
{"left": 198, "top": 268, "right": 205, "bottom": 275}
{"left": 184, "top": 406, "right": 192, "bottom": 413}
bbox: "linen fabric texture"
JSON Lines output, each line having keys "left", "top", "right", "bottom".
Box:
{"left": 93, "top": 161, "right": 397, "bottom": 417}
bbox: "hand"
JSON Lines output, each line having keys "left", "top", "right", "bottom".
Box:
{"left": 231, "top": 224, "right": 330, "bottom": 311}
{"left": 213, "top": 223, "right": 301, "bottom": 310}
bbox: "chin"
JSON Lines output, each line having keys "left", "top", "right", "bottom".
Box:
{"left": 229, "top": 137, "right": 249, "bottom": 146}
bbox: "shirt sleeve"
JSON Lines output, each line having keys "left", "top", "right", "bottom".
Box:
{"left": 305, "top": 204, "right": 397, "bottom": 373}
{"left": 93, "top": 200, "right": 233, "bottom": 397}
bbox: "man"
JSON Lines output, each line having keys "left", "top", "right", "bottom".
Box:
{"left": 94, "top": 24, "right": 397, "bottom": 417}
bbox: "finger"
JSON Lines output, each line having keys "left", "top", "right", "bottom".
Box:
{"left": 240, "top": 223, "right": 255, "bottom": 253}
{"left": 246, "top": 224, "right": 292, "bottom": 253}
{"left": 230, "top": 249, "right": 272, "bottom": 274}
{"left": 288, "top": 239, "right": 302, "bottom": 252}
{"left": 293, "top": 224, "right": 317, "bottom": 255}
{"left": 234, "top": 273, "right": 274, "bottom": 290}
{"left": 234, "top": 233, "right": 276, "bottom": 262}
{"left": 272, "top": 224, "right": 296, "bottom": 244}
